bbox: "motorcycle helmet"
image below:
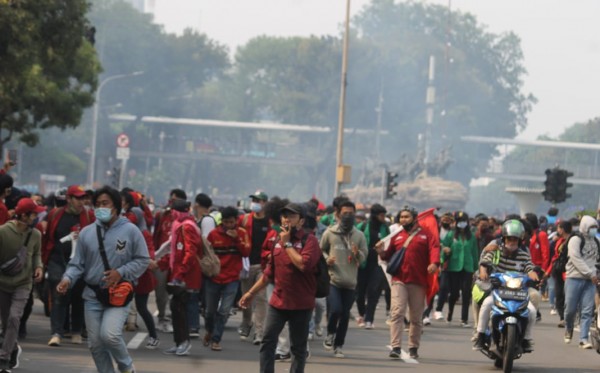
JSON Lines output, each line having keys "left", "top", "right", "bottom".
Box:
{"left": 501, "top": 219, "right": 525, "bottom": 249}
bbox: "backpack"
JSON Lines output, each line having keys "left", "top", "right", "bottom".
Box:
{"left": 552, "top": 233, "right": 600, "bottom": 277}
{"left": 182, "top": 220, "right": 220, "bottom": 277}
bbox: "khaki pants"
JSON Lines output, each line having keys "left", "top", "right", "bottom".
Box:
{"left": 241, "top": 264, "right": 267, "bottom": 338}
{"left": 389, "top": 281, "right": 425, "bottom": 349}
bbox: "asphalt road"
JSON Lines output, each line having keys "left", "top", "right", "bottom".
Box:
{"left": 10, "top": 297, "right": 600, "bottom": 373}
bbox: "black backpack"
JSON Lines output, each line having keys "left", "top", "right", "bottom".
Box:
{"left": 552, "top": 233, "right": 600, "bottom": 276}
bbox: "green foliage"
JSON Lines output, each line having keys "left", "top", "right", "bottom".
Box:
{"left": 0, "top": 0, "right": 101, "bottom": 153}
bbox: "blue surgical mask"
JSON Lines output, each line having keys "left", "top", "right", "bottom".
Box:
{"left": 94, "top": 207, "right": 113, "bottom": 223}
{"left": 250, "top": 202, "right": 262, "bottom": 213}
{"left": 589, "top": 227, "right": 598, "bottom": 236}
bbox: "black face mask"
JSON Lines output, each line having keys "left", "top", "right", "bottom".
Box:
{"left": 340, "top": 215, "right": 355, "bottom": 232}
{"left": 441, "top": 223, "right": 451, "bottom": 230}
{"left": 290, "top": 226, "right": 298, "bottom": 237}
{"left": 402, "top": 221, "right": 415, "bottom": 232}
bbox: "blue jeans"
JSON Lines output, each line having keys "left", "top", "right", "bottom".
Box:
{"left": 204, "top": 279, "right": 239, "bottom": 343}
{"left": 84, "top": 298, "right": 133, "bottom": 373}
{"left": 260, "top": 306, "right": 311, "bottom": 373}
{"left": 326, "top": 285, "right": 355, "bottom": 348}
{"left": 565, "top": 277, "right": 596, "bottom": 341}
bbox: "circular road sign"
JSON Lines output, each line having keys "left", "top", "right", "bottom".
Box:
{"left": 117, "top": 133, "right": 130, "bottom": 148}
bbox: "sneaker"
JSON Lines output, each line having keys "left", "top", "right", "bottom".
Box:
{"left": 145, "top": 337, "right": 160, "bottom": 349}
{"left": 473, "top": 332, "right": 486, "bottom": 350}
{"left": 386, "top": 316, "right": 392, "bottom": 326}
{"left": 364, "top": 322, "right": 374, "bottom": 330}
{"left": 564, "top": 329, "right": 573, "bottom": 344}
{"left": 558, "top": 320, "right": 565, "bottom": 328}
{"left": 0, "top": 359, "right": 11, "bottom": 373}
{"left": 550, "top": 308, "right": 557, "bottom": 315}
{"left": 71, "top": 334, "right": 83, "bottom": 344}
{"left": 163, "top": 345, "right": 178, "bottom": 355}
{"left": 434, "top": 311, "right": 444, "bottom": 320}
{"left": 122, "top": 364, "right": 136, "bottom": 373}
{"left": 536, "top": 311, "right": 542, "bottom": 322}
{"left": 274, "top": 352, "right": 291, "bottom": 362}
{"left": 389, "top": 347, "right": 401, "bottom": 359}
{"left": 9, "top": 345, "right": 21, "bottom": 369}
{"left": 574, "top": 325, "right": 581, "bottom": 332}
{"left": 176, "top": 340, "right": 192, "bottom": 356}
{"left": 308, "top": 332, "right": 314, "bottom": 341}
{"left": 315, "top": 325, "right": 323, "bottom": 337}
{"left": 423, "top": 317, "right": 431, "bottom": 326}
{"left": 580, "top": 340, "right": 593, "bottom": 349}
{"left": 238, "top": 323, "right": 252, "bottom": 340}
{"left": 470, "top": 331, "right": 478, "bottom": 342}
{"left": 253, "top": 334, "right": 262, "bottom": 345}
{"left": 408, "top": 347, "right": 419, "bottom": 359}
{"left": 48, "top": 334, "right": 61, "bottom": 347}
{"left": 461, "top": 321, "right": 471, "bottom": 328}
{"left": 355, "top": 316, "right": 365, "bottom": 328}
{"left": 522, "top": 339, "right": 534, "bottom": 353}
{"left": 333, "top": 347, "right": 344, "bottom": 358}
{"left": 189, "top": 328, "right": 200, "bottom": 339}
{"left": 323, "top": 334, "right": 334, "bottom": 350}
{"left": 159, "top": 320, "right": 173, "bottom": 333}
{"left": 125, "top": 322, "right": 138, "bottom": 332}
{"left": 210, "top": 341, "right": 222, "bottom": 351}
{"left": 203, "top": 333, "right": 212, "bottom": 347}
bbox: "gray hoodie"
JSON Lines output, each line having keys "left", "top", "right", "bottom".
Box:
{"left": 63, "top": 217, "right": 150, "bottom": 301}
{"left": 566, "top": 215, "right": 599, "bottom": 280}
{"left": 320, "top": 224, "right": 367, "bottom": 289}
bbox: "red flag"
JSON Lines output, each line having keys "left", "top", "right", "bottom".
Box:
{"left": 418, "top": 208, "right": 440, "bottom": 303}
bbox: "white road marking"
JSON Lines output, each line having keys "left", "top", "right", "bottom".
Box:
{"left": 127, "top": 332, "right": 148, "bottom": 350}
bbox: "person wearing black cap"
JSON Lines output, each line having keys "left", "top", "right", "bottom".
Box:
{"left": 239, "top": 202, "right": 321, "bottom": 373}
{"left": 355, "top": 204, "right": 390, "bottom": 330}
{"left": 320, "top": 200, "right": 368, "bottom": 358}
{"left": 0, "top": 198, "right": 45, "bottom": 372}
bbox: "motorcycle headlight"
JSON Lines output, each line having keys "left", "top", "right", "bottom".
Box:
{"left": 504, "top": 276, "right": 523, "bottom": 290}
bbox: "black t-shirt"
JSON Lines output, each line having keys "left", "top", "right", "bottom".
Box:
{"left": 250, "top": 216, "right": 269, "bottom": 265}
{"left": 49, "top": 212, "right": 80, "bottom": 265}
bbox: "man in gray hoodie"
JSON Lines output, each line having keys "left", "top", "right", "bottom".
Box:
{"left": 57, "top": 186, "right": 149, "bottom": 373}
{"left": 564, "top": 215, "right": 599, "bottom": 348}
{"left": 320, "top": 200, "right": 367, "bottom": 358}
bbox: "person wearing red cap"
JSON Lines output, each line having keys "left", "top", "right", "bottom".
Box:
{"left": 43, "top": 185, "right": 95, "bottom": 347}
{"left": 0, "top": 198, "right": 45, "bottom": 372}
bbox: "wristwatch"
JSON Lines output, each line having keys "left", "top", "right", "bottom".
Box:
{"left": 284, "top": 242, "right": 294, "bottom": 248}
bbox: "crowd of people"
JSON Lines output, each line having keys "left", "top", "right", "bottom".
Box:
{"left": 0, "top": 173, "right": 599, "bottom": 373}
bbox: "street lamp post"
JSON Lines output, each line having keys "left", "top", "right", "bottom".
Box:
{"left": 87, "top": 71, "right": 144, "bottom": 187}
{"left": 334, "top": 0, "right": 351, "bottom": 197}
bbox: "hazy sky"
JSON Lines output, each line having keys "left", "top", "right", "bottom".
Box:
{"left": 152, "top": 0, "right": 600, "bottom": 141}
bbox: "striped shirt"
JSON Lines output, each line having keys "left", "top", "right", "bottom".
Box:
{"left": 480, "top": 241, "right": 534, "bottom": 274}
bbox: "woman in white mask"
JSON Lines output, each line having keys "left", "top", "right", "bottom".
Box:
{"left": 435, "top": 211, "right": 479, "bottom": 327}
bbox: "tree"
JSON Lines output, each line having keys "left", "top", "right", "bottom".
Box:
{"left": 0, "top": 0, "right": 101, "bottom": 155}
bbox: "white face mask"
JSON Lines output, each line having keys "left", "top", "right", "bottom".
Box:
{"left": 456, "top": 221, "right": 468, "bottom": 229}
{"left": 250, "top": 202, "right": 262, "bottom": 213}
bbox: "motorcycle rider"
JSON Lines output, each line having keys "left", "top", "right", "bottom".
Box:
{"left": 473, "top": 219, "right": 539, "bottom": 353}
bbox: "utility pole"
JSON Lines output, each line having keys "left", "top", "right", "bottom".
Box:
{"left": 334, "top": 0, "right": 351, "bottom": 197}
{"left": 424, "top": 55, "right": 436, "bottom": 170}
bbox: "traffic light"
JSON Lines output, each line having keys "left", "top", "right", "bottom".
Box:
{"left": 554, "top": 169, "right": 574, "bottom": 203}
{"left": 542, "top": 168, "right": 558, "bottom": 202}
{"left": 385, "top": 171, "right": 398, "bottom": 199}
{"left": 542, "top": 168, "right": 573, "bottom": 204}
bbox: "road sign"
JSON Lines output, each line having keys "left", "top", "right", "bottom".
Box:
{"left": 116, "top": 133, "right": 130, "bottom": 148}
{"left": 116, "top": 147, "right": 130, "bottom": 160}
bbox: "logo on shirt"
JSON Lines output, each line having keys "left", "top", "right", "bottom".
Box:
{"left": 115, "top": 240, "right": 127, "bottom": 254}
{"left": 177, "top": 242, "right": 183, "bottom": 251}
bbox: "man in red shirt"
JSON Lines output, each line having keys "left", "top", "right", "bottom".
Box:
{"left": 240, "top": 203, "right": 321, "bottom": 373}
{"left": 204, "top": 206, "right": 251, "bottom": 351}
{"left": 376, "top": 206, "right": 440, "bottom": 360}
{"left": 43, "top": 185, "right": 95, "bottom": 346}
